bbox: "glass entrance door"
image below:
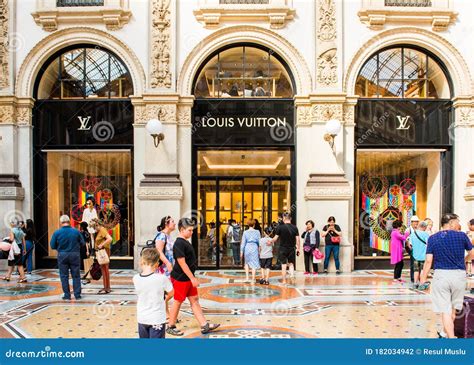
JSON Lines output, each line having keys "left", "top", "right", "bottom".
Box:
{"left": 195, "top": 177, "right": 291, "bottom": 269}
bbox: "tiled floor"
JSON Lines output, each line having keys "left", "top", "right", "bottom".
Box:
{"left": 0, "top": 269, "right": 472, "bottom": 338}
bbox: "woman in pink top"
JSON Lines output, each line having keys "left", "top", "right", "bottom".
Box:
{"left": 390, "top": 220, "right": 410, "bottom": 283}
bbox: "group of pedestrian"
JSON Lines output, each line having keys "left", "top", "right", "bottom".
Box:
{"left": 2, "top": 218, "right": 36, "bottom": 283}
{"left": 134, "top": 216, "right": 220, "bottom": 338}
{"left": 49, "top": 214, "right": 112, "bottom": 300}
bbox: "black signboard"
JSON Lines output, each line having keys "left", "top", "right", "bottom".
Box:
{"left": 33, "top": 100, "right": 133, "bottom": 147}
{"left": 355, "top": 100, "right": 452, "bottom": 147}
{"left": 192, "top": 99, "right": 294, "bottom": 146}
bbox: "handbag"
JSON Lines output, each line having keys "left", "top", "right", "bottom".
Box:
{"left": 312, "top": 248, "right": 324, "bottom": 263}
{"left": 96, "top": 248, "right": 110, "bottom": 265}
{"left": 330, "top": 236, "right": 341, "bottom": 244}
{"left": 89, "top": 259, "right": 102, "bottom": 280}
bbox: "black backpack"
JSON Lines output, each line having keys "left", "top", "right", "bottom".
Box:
{"left": 141, "top": 233, "right": 167, "bottom": 258}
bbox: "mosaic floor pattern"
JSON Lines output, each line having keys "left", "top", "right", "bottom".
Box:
{"left": 0, "top": 269, "right": 472, "bottom": 339}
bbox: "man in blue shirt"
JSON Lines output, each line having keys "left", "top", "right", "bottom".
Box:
{"left": 50, "top": 215, "right": 85, "bottom": 300}
{"left": 420, "top": 213, "right": 473, "bottom": 338}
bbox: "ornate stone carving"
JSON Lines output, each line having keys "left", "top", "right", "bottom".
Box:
{"left": 0, "top": 0, "right": 9, "bottom": 89}
{"left": 465, "top": 173, "right": 474, "bottom": 202}
{"left": 456, "top": 107, "right": 473, "bottom": 127}
{"left": 145, "top": 104, "right": 176, "bottom": 124}
{"left": 0, "top": 174, "right": 24, "bottom": 201}
{"left": 134, "top": 105, "right": 147, "bottom": 125}
{"left": 177, "top": 106, "right": 191, "bottom": 125}
{"left": 317, "top": 49, "right": 337, "bottom": 85}
{"left": 317, "top": 0, "right": 336, "bottom": 41}
{"left": 150, "top": 0, "right": 172, "bottom": 89}
{"left": 0, "top": 105, "right": 15, "bottom": 123}
{"left": 138, "top": 187, "right": 183, "bottom": 200}
{"left": 311, "top": 104, "right": 343, "bottom": 124}
{"left": 16, "top": 106, "right": 31, "bottom": 125}
{"left": 296, "top": 106, "right": 312, "bottom": 126}
{"left": 343, "top": 104, "right": 355, "bottom": 126}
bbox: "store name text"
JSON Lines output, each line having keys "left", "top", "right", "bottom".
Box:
{"left": 200, "top": 117, "right": 287, "bottom": 128}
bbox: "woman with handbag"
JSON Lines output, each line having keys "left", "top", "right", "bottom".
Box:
{"left": 90, "top": 218, "right": 112, "bottom": 294}
{"left": 301, "top": 220, "right": 320, "bottom": 276}
{"left": 2, "top": 218, "right": 27, "bottom": 283}
{"left": 321, "top": 216, "right": 342, "bottom": 275}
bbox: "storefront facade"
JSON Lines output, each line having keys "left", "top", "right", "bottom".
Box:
{"left": 0, "top": 0, "right": 473, "bottom": 271}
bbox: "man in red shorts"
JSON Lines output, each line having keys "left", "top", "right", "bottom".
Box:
{"left": 166, "top": 218, "right": 220, "bottom": 336}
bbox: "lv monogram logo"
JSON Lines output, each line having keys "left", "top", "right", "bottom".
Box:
{"left": 396, "top": 115, "right": 411, "bottom": 130}
{"left": 77, "top": 116, "right": 92, "bottom": 131}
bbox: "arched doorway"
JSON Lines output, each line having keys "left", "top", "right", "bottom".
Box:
{"left": 191, "top": 44, "right": 296, "bottom": 269}
{"left": 33, "top": 45, "right": 135, "bottom": 268}
{"left": 353, "top": 45, "right": 453, "bottom": 268}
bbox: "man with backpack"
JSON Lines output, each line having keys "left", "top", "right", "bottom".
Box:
{"left": 227, "top": 219, "right": 241, "bottom": 266}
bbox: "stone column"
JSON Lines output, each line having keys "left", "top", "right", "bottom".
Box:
{"left": 452, "top": 98, "right": 474, "bottom": 224}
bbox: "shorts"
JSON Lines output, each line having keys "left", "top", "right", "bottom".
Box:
{"left": 278, "top": 247, "right": 295, "bottom": 265}
{"left": 8, "top": 255, "right": 24, "bottom": 267}
{"left": 431, "top": 270, "right": 466, "bottom": 314}
{"left": 171, "top": 277, "right": 198, "bottom": 302}
{"left": 138, "top": 323, "right": 166, "bottom": 338}
{"left": 260, "top": 258, "right": 272, "bottom": 269}
{"left": 414, "top": 260, "right": 425, "bottom": 272}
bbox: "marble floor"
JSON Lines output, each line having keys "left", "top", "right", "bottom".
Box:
{"left": 0, "top": 269, "right": 472, "bottom": 339}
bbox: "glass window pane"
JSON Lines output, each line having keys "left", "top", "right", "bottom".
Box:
{"left": 378, "top": 48, "right": 402, "bottom": 80}
{"left": 355, "top": 151, "right": 440, "bottom": 257}
{"left": 194, "top": 55, "right": 219, "bottom": 98}
{"left": 427, "top": 57, "right": 450, "bottom": 98}
{"left": 38, "top": 58, "right": 61, "bottom": 99}
{"left": 46, "top": 151, "right": 133, "bottom": 257}
{"left": 403, "top": 49, "right": 427, "bottom": 80}
{"left": 218, "top": 47, "right": 244, "bottom": 97}
{"left": 378, "top": 79, "right": 403, "bottom": 97}
{"left": 61, "top": 80, "right": 84, "bottom": 98}
{"left": 61, "top": 49, "right": 85, "bottom": 82}
{"left": 404, "top": 79, "right": 427, "bottom": 98}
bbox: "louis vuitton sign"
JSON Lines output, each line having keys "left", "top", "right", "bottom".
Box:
{"left": 355, "top": 100, "right": 452, "bottom": 147}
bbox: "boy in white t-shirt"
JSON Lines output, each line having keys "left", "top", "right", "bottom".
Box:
{"left": 133, "top": 248, "right": 172, "bottom": 338}
{"left": 259, "top": 227, "right": 274, "bottom": 285}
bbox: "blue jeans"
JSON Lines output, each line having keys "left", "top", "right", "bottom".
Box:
{"left": 324, "top": 244, "right": 340, "bottom": 270}
{"left": 24, "top": 240, "right": 34, "bottom": 273}
{"left": 58, "top": 252, "right": 81, "bottom": 299}
{"left": 232, "top": 242, "right": 241, "bottom": 265}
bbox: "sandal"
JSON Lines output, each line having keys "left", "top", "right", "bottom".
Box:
{"left": 97, "top": 289, "right": 108, "bottom": 294}
{"left": 18, "top": 278, "right": 27, "bottom": 283}
{"left": 166, "top": 326, "right": 184, "bottom": 336}
{"left": 2, "top": 277, "right": 10, "bottom": 282}
{"left": 201, "top": 322, "right": 220, "bottom": 334}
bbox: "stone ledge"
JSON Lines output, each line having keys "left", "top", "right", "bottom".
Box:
{"left": 305, "top": 173, "right": 352, "bottom": 200}
{"left": 358, "top": 7, "right": 457, "bottom": 32}
{"left": 0, "top": 187, "right": 25, "bottom": 201}
{"left": 138, "top": 174, "right": 183, "bottom": 200}
{"left": 465, "top": 173, "right": 474, "bottom": 201}
{"left": 31, "top": 2, "right": 131, "bottom": 32}
{"left": 193, "top": 4, "right": 295, "bottom": 29}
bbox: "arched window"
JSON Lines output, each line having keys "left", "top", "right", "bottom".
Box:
{"left": 355, "top": 47, "right": 450, "bottom": 99}
{"left": 36, "top": 46, "right": 133, "bottom": 99}
{"left": 193, "top": 45, "right": 294, "bottom": 98}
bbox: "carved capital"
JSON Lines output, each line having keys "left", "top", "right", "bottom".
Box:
{"left": 305, "top": 173, "right": 352, "bottom": 200}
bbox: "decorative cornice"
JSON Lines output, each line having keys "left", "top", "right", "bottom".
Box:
{"left": 137, "top": 187, "right": 183, "bottom": 201}
{"left": 357, "top": 7, "right": 457, "bottom": 32}
{"left": 139, "top": 173, "right": 182, "bottom": 187}
{"left": 305, "top": 173, "right": 352, "bottom": 200}
{"left": 31, "top": 3, "right": 132, "bottom": 32}
{"left": 465, "top": 174, "right": 474, "bottom": 202}
{"left": 193, "top": 4, "right": 295, "bottom": 29}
